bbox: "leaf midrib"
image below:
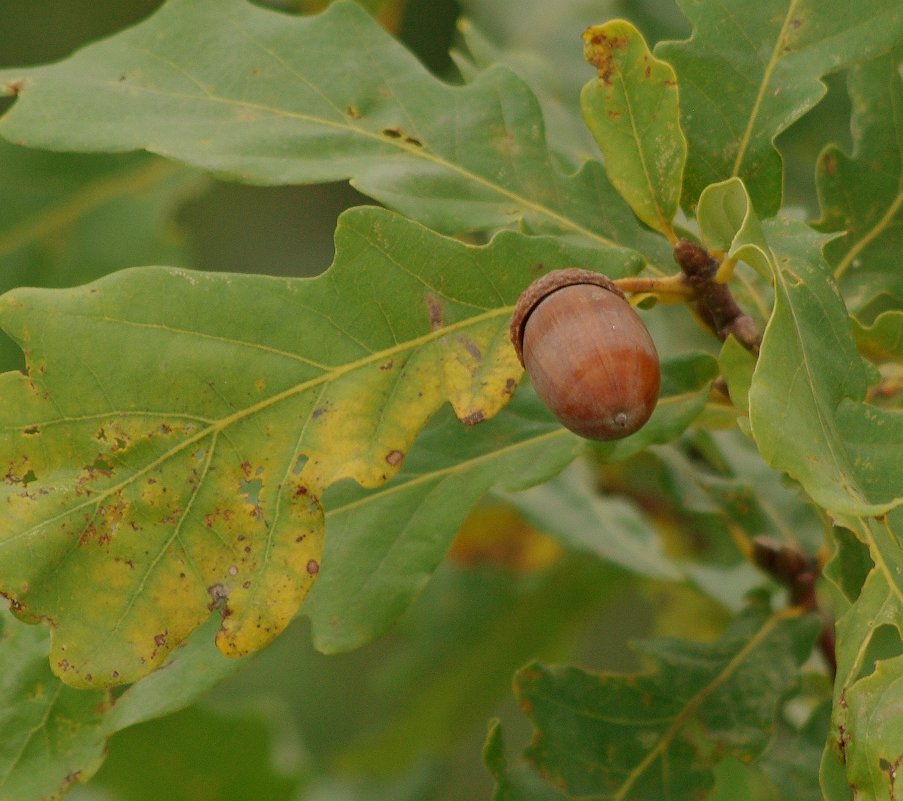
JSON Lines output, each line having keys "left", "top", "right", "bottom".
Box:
{"left": 611, "top": 50, "right": 674, "bottom": 240}
{"left": 612, "top": 607, "right": 802, "bottom": 801}
{"left": 731, "top": 0, "right": 803, "bottom": 178}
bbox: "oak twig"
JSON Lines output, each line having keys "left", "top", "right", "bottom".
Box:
{"left": 752, "top": 536, "right": 837, "bottom": 676}
{"left": 673, "top": 239, "right": 762, "bottom": 355}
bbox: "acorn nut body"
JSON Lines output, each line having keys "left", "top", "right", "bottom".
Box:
{"left": 510, "top": 269, "right": 660, "bottom": 441}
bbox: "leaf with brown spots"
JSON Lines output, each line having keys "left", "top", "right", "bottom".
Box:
{"left": 826, "top": 564, "right": 903, "bottom": 801}
{"left": 580, "top": 19, "right": 686, "bottom": 240}
{"left": 0, "top": 206, "right": 642, "bottom": 687}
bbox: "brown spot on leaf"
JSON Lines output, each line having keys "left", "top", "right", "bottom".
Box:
{"left": 4, "top": 79, "right": 24, "bottom": 96}
{"left": 380, "top": 360, "right": 394, "bottom": 371}
{"left": 154, "top": 632, "right": 167, "bottom": 647}
{"left": 306, "top": 559, "right": 320, "bottom": 575}
{"left": 207, "top": 583, "right": 228, "bottom": 610}
{"left": 838, "top": 721, "right": 849, "bottom": 763}
{"left": 456, "top": 335, "right": 481, "bottom": 360}
{"left": 381, "top": 126, "right": 403, "bottom": 138}
{"left": 461, "top": 410, "right": 486, "bottom": 425}
{"left": 386, "top": 450, "right": 404, "bottom": 466}
{"left": 426, "top": 293, "right": 443, "bottom": 330}
{"left": 23, "top": 425, "right": 40, "bottom": 435}
{"left": 504, "top": 377, "right": 517, "bottom": 395}
{"left": 346, "top": 105, "right": 362, "bottom": 119}
{"left": 880, "top": 755, "right": 902, "bottom": 792}
{"left": 822, "top": 152, "right": 837, "bottom": 177}
{"left": 78, "top": 523, "right": 99, "bottom": 547}
{"left": 583, "top": 29, "right": 629, "bottom": 85}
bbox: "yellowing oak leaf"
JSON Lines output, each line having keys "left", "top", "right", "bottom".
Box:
{"left": 0, "top": 207, "right": 641, "bottom": 686}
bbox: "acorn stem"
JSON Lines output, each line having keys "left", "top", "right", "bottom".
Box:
{"left": 612, "top": 273, "right": 694, "bottom": 300}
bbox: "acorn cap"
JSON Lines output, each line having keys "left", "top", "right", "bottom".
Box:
{"left": 509, "top": 268, "right": 625, "bottom": 366}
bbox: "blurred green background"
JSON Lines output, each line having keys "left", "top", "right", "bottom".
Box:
{"left": 0, "top": 1, "right": 848, "bottom": 799}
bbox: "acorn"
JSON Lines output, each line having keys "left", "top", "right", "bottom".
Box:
{"left": 509, "top": 269, "right": 660, "bottom": 441}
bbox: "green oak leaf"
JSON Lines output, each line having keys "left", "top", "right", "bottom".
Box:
{"left": 484, "top": 720, "right": 567, "bottom": 801}
{"left": 747, "top": 217, "right": 903, "bottom": 784}
{"left": 697, "top": 177, "right": 772, "bottom": 280}
{"left": 0, "top": 606, "right": 108, "bottom": 801}
{"left": 843, "top": 655, "right": 903, "bottom": 801}
{"left": 515, "top": 606, "right": 819, "bottom": 800}
{"left": 657, "top": 0, "right": 903, "bottom": 216}
{"left": 0, "top": 609, "right": 239, "bottom": 801}
{"left": 451, "top": 12, "right": 599, "bottom": 166}
{"left": 815, "top": 47, "right": 903, "bottom": 313}
{"left": 823, "top": 525, "right": 873, "bottom": 606}
{"left": 757, "top": 702, "right": 833, "bottom": 801}
{"left": 854, "top": 311, "right": 903, "bottom": 366}
{"left": 748, "top": 217, "right": 903, "bottom": 519}
{"left": 0, "top": 0, "right": 672, "bottom": 271}
{"left": 718, "top": 336, "right": 756, "bottom": 414}
{"left": 581, "top": 19, "right": 686, "bottom": 238}
{"left": 0, "top": 205, "right": 645, "bottom": 688}
{"left": 824, "top": 557, "right": 903, "bottom": 801}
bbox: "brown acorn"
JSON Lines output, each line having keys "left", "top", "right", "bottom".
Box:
{"left": 509, "top": 269, "right": 660, "bottom": 441}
